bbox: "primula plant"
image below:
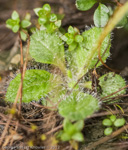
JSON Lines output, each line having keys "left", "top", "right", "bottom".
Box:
{"left": 5, "top": 0, "right": 128, "bottom": 147}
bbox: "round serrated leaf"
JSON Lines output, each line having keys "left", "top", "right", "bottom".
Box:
{"left": 21, "top": 20, "right": 31, "bottom": 28}
{"left": 11, "top": 11, "right": 19, "bottom": 20}
{"left": 104, "top": 127, "right": 113, "bottom": 135}
{"left": 114, "top": 118, "right": 125, "bottom": 127}
{"left": 76, "top": 0, "right": 97, "bottom": 11}
{"left": 58, "top": 91, "right": 99, "bottom": 121}
{"left": 94, "top": 3, "right": 109, "bottom": 27}
{"left": 99, "top": 73, "right": 126, "bottom": 100}
{"left": 29, "top": 30, "right": 66, "bottom": 73}
{"left": 6, "top": 70, "right": 51, "bottom": 103}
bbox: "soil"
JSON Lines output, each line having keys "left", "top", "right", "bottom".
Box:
{"left": 0, "top": 0, "right": 128, "bottom": 150}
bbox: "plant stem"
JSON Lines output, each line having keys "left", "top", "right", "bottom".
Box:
{"left": 0, "top": 33, "right": 30, "bottom": 147}
{"left": 18, "top": 31, "right": 24, "bottom": 114}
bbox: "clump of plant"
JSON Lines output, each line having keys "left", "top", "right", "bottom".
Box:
{"left": 5, "top": 0, "right": 128, "bottom": 146}
{"left": 102, "top": 115, "right": 126, "bottom": 135}
{"left": 57, "top": 119, "right": 84, "bottom": 142}
{"left": 6, "top": 11, "right": 31, "bottom": 41}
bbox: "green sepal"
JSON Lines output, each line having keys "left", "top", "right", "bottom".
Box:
{"left": 75, "top": 35, "right": 83, "bottom": 43}
{"left": 67, "top": 38, "right": 74, "bottom": 45}
{"left": 20, "top": 31, "right": 27, "bottom": 41}
{"left": 6, "top": 19, "right": 14, "bottom": 29}
{"left": 11, "top": 11, "right": 19, "bottom": 20}
{"left": 72, "top": 132, "right": 84, "bottom": 142}
{"left": 21, "top": 20, "right": 31, "bottom": 28}
{"left": 68, "top": 26, "right": 75, "bottom": 35}
{"left": 38, "top": 17, "right": 47, "bottom": 25}
{"left": 34, "top": 8, "right": 42, "bottom": 16}
{"left": 55, "top": 20, "right": 61, "bottom": 28}
{"left": 12, "top": 25, "right": 20, "bottom": 33}
{"left": 42, "top": 4, "right": 51, "bottom": 13}
{"left": 49, "top": 14, "right": 57, "bottom": 22}
{"left": 24, "top": 13, "right": 31, "bottom": 21}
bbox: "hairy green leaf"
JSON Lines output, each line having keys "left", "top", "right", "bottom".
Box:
{"left": 58, "top": 91, "right": 99, "bottom": 121}
{"left": 76, "top": 0, "right": 97, "bottom": 11}
{"left": 94, "top": 4, "right": 109, "bottom": 27}
{"left": 29, "top": 30, "right": 66, "bottom": 74}
{"left": 6, "top": 70, "right": 51, "bottom": 103}
{"left": 99, "top": 73, "right": 126, "bottom": 100}
{"left": 67, "top": 27, "right": 110, "bottom": 78}
{"left": 116, "top": 16, "right": 128, "bottom": 28}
